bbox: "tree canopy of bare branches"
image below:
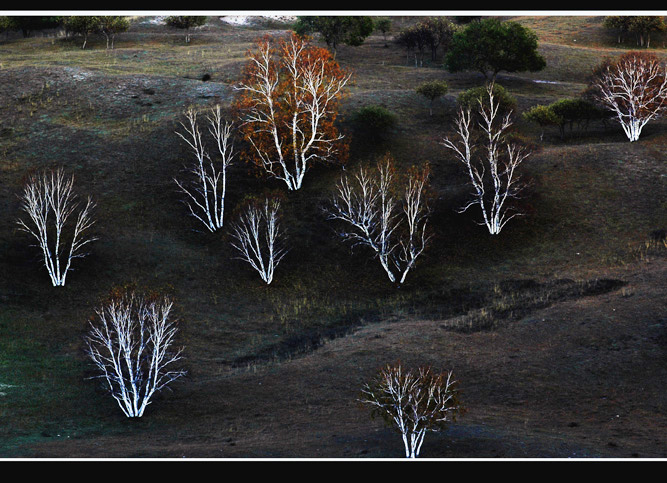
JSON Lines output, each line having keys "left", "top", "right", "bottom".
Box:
{"left": 361, "top": 362, "right": 464, "bottom": 458}
{"left": 592, "top": 51, "right": 667, "bottom": 142}
{"left": 441, "top": 83, "right": 529, "bottom": 235}
{"left": 86, "top": 290, "right": 186, "bottom": 418}
{"left": 234, "top": 32, "right": 351, "bottom": 191}
{"left": 174, "top": 105, "right": 235, "bottom": 232}
{"left": 326, "top": 156, "right": 431, "bottom": 284}
{"left": 230, "top": 197, "right": 288, "bottom": 284}
{"left": 16, "top": 168, "right": 96, "bottom": 286}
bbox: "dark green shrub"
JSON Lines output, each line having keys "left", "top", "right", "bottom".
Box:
{"left": 416, "top": 80, "right": 449, "bottom": 116}
{"left": 350, "top": 105, "right": 398, "bottom": 144}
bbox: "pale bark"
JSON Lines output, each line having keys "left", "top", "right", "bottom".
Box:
{"left": 86, "top": 293, "right": 186, "bottom": 418}
{"left": 594, "top": 55, "right": 667, "bottom": 142}
{"left": 17, "top": 168, "right": 96, "bottom": 286}
{"left": 174, "top": 105, "right": 235, "bottom": 232}
{"left": 441, "top": 84, "right": 529, "bottom": 235}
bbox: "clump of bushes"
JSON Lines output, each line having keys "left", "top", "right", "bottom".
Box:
{"left": 523, "top": 97, "right": 609, "bottom": 140}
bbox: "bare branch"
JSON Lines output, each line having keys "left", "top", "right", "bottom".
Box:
{"left": 174, "top": 105, "right": 235, "bottom": 232}
{"left": 326, "top": 157, "right": 431, "bottom": 284}
{"left": 230, "top": 198, "right": 288, "bottom": 284}
{"left": 441, "top": 83, "right": 529, "bottom": 235}
{"left": 16, "top": 168, "right": 97, "bottom": 286}
{"left": 360, "top": 362, "right": 464, "bottom": 458}
{"left": 86, "top": 291, "right": 186, "bottom": 418}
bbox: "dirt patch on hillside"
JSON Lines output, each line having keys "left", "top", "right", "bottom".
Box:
{"left": 20, "top": 258, "right": 667, "bottom": 458}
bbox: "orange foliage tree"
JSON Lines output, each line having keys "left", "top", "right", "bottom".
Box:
{"left": 233, "top": 33, "right": 351, "bottom": 191}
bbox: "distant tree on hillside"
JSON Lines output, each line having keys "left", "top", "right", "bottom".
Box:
{"left": 592, "top": 51, "right": 667, "bottom": 142}
{"left": 5, "top": 16, "right": 61, "bottom": 38}
{"left": 293, "top": 16, "right": 374, "bottom": 53}
{"left": 628, "top": 16, "right": 666, "bottom": 48}
{"left": 422, "top": 17, "right": 457, "bottom": 62}
{"left": 233, "top": 33, "right": 351, "bottom": 191}
{"left": 376, "top": 17, "right": 392, "bottom": 46}
{"left": 604, "top": 16, "right": 631, "bottom": 44}
{"left": 446, "top": 18, "right": 546, "bottom": 81}
{"left": 604, "top": 16, "right": 665, "bottom": 48}
{"left": 395, "top": 23, "right": 431, "bottom": 67}
{"left": 416, "top": 80, "right": 449, "bottom": 116}
{"left": 360, "top": 362, "right": 464, "bottom": 458}
{"left": 395, "top": 18, "right": 457, "bottom": 66}
{"left": 97, "top": 16, "right": 129, "bottom": 49}
{"left": 62, "top": 16, "right": 100, "bottom": 49}
{"left": 165, "top": 16, "right": 207, "bottom": 43}
{"left": 523, "top": 98, "right": 609, "bottom": 140}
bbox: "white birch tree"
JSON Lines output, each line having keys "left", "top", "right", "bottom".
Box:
{"left": 441, "top": 83, "right": 529, "bottom": 235}
{"left": 174, "top": 105, "right": 235, "bottom": 232}
{"left": 229, "top": 198, "right": 288, "bottom": 284}
{"left": 361, "top": 363, "right": 463, "bottom": 458}
{"left": 234, "top": 33, "right": 351, "bottom": 191}
{"left": 593, "top": 52, "right": 667, "bottom": 142}
{"left": 326, "top": 157, "right": 431, "bottom": 284}
{"left": 16, "top": 168, "right": 96, "bottom": 287}
{"left": 86, "top": 291, "right": 186, "bottom": 418}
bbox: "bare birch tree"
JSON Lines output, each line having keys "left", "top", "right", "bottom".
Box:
{"left": 441, "top": 83, "right": 529, "bottom": 235}
{"left": 234, "top": 33, "right": 351, "bottom": 191}
{"left": 174, "top": 105, "right": 235, "bottom": 232}
{"left": 17, "top": 168, "right": 96, "bottom": 287}
{"left": 361, "top": 362, "right": 464, "bottom": 458}
{"left": 230, "top": 198, "right": 288, "bottom": 284}
{"left": 593, "top": 51, "right": 667, "bottom": 142}
{"left": 326, "top": 157, "right": 431, "bottom": 284}
{"left": 86, "top": 291, "right": 186, "bottom": 418}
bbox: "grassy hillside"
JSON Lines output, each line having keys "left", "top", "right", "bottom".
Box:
{"left": 0, "top": 15, "right": 665, "bottom": 458}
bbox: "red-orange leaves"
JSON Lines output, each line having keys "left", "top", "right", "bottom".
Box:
{"left": 234, "top": 33, "right": 351, "bottom": 190}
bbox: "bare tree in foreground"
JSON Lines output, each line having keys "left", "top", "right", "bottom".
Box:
{"left": 174, "top": 105, "right": 235, "bottom": 232}
{"left": 86, "top": 291, "right": 186, "bottom": 418}
{"left": 17, "top": 168, "right": 96, "bottom": 286}
{"left": 593, "top": 51, "right": 667, "bottom": 142}
{"left": 361, "top": 362, "right": 464, "bottom": 458}
{"left": 441, "top": 83, "right": 529, "bottom": 235}
{"left": 230, "top": 198, "right": 288, "bottom": 284}
{"left": 326, "top": 157, "right": 431, "bottom": 284}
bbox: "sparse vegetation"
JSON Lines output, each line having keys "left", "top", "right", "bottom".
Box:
{"left": 0, "top": 14, "right": 665, "bottom": 459}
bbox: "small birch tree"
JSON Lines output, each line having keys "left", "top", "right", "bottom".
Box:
{"left": 361, "top": 362, "right": 464, "bottom": 458}
{"left": 592, "top": 51, "right": 667, "bottom": 142}
{"left": 441, "top": 83, "right": 530, "bottom": 235}
{"left": 230, "top": 197, "right": 288, "bottom": 284}
{"left": 17, "top": 168, "right": 96, "bottom": 287}
{"left": 86, "top": 290, "right": 186, "bottom": 418}
{"left": 174, "top": 105, "right": 235, "bottom": 232}
{"left": 234, "top": 32, "right": 351, "bottom": 191}
{"left": 326, "top": 156, "right": 431, "bottom": 284}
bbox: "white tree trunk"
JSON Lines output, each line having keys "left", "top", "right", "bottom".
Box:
{"left": 230, "top": 198, "right": 288, "bottom": 284}
{"left": 175, "top": 105, "right": 235, "bottom": 232}
{"left": 86, "top": 293, "right": 186, "bottom": 418}
{"left": 17, "top": 169, "right": 96, "bottom": 286}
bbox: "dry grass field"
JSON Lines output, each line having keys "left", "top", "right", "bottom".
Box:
{"left": 0, "top": 14, "right": 665, "bottom": 459}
